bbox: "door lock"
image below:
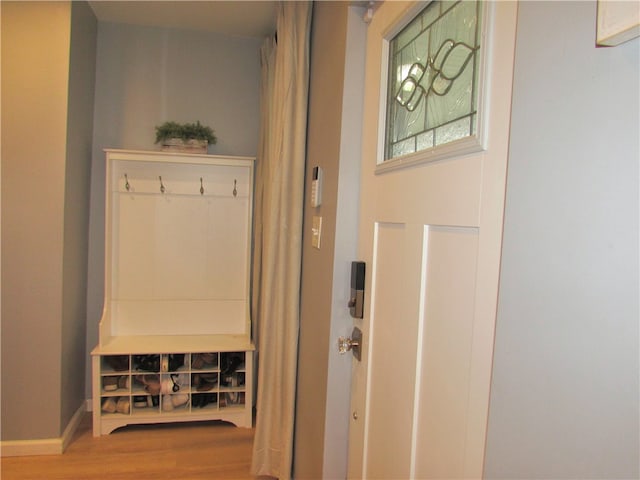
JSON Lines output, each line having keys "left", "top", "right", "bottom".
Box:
{"left": 338, "top": 326, "right": 363, "bottom": 361}
{"left": 349, "top": 261, "right": 365, "bottom": 318}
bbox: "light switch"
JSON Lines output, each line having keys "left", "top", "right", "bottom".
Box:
{"left": 312, "top": 216, "right": 322, "bottom": 249}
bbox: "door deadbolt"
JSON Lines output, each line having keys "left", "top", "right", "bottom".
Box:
{"left": 338, "top": 326, "right": 362, "bottom": 361}
{"left": 349, "top": 261, "right": 365, "bottom": 318}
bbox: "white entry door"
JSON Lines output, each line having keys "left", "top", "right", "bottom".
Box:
{"left": 347, "top": 1, "right": 517, "bottom": 478}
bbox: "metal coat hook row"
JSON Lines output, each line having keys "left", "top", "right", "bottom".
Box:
{"left": 122, "top": 174, "right": 239, "bottom": 196}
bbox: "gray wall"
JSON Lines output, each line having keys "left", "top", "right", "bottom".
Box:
{"left": 1, "top": 0, "right": 96, "bottom": 441}
{"left": 485, "top": 1, "right": 639, "bottom": 478}
{"left": 86, "top": 23, "right": 262, "bottom": 393}
{"left": 61, "top": 0, "right": 97, "bottom": 432}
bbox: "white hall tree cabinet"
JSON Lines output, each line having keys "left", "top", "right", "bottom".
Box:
{"left": 92, "top": 149, "right": 255, "bottom": 436}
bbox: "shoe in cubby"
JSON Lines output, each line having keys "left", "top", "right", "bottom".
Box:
{"left": 220, "top": 352, "right": 244, "bottom": 375}
{"left": 192, "top": 393, "right": 217, "bottom": 409}
{"left": 192, "top": 373, "right": 218, "bottom": 391}
{"left": 162, "top": 393, "right": 189, "bottom": 412}
{"left": 134, "top": 374, "right": 161, "bottom": 395}
{"left": 220, "top": 372, "right": 244, "bottom": 388}
{"left": 116, "top": 396, "right": 130, "bottom": 414}
{"left": 221, "top": 392, "right": 245, "bottom": 408}
{"left": 101, "top": 397, "right": 117, "bottom": 413}
{"left": 104, "top": 355, "right": 129, "bottom": 372}
{"left": 103, "top": 376, "right": 118, "bottom": 392}
{"left": 132, "top": 395, "right": 153, "bottom": 409}
{"left": 160, "top": 373, "right": 188, "bottom": 394}
{"left": 167, "top": 353, "right": 186, "bottom": 372}
{"left": 191, "top": 352, "right": 218, "bottom": 370}
{"left": 133, "top": 354, "right": 160, "bottom": 372}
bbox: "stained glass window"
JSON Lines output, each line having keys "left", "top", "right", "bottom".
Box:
{"left": 385, "top": 0, "right": 482, "bottom": 160}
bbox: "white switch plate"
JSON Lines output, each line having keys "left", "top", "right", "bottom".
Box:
{"left": 312, "top": 216, "right": 322, "bottom": 249}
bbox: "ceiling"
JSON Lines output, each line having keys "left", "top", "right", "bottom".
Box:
{"left": 88, "top": 1, "right": 278, "bottom": 38}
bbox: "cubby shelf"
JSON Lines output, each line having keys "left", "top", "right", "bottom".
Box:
{"left": 92, "top": 347, "right": 253, "bottom": 435}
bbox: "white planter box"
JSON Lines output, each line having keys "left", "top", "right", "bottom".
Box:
{"left": 161, "top": 138, "right": 208, "bottom": 154}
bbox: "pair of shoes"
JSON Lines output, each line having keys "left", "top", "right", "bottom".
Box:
{"left": 192, "top": 393, "right": 217, "bottom": 408}
{"left": 103, "top": 376, "right": 130, "bottom": 391}
{"left": 101, "top": 396, "right": 130, "bottom": 414}
{"left": 161, "top": 393, "right": 189, "bottom": 411}
{"left": 102, "top": 397, "right": 117, "bottom": 413}
{"left": 191, "top": 352, "right": 216, "bottom": 369}
{"left": 224, "top": 392, "right": 245, "bottom": 406}
{"left": 221, "top": 354, "right": 243, "bottom": 375}
{"left": 133, "top": 395, "right": 153, "bottom": 408}
{"left": 172, "top": 393, "right": 188, "bottom": 408}
{"left": 118, "top": 376, "right": 130, "bottom": 389}
{"left": 161, "top": 375, "right": 177, "bottom": 394}
{"left": 220, "top": 373, "right": 244, "bottom": 388}
{"left": 103, "top": 377, "right": 118, "bottom": 391}
{"left": 168, "top": 354, "right": 185, "bottom": 371}
{"left": 105, "top": 355, "right": 129, "bottom": 371}
{"left": 135, "top": 374, "right": 160, "bottom": 395}
{"left": 161, "top": 373, "right": 188, "bottom": 394}
{"left": 193, "top": 373, "right": 218, "bottom": 391}
{"left": 116, "top": 397, "right": 130, "bottom": 414}
{"left": 201, "top": 352, "right": 216, "bottom": 365}
{"left": 134, "top": 355, "right": 159, "bottom": 372}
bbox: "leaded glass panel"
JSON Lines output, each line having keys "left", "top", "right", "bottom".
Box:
{"left": 385, "top": 0, "right": 482, "bottom": 160}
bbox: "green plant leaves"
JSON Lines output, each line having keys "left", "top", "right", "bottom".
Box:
{"left": 155, "top": 121, "right": 217, "bottom": 144}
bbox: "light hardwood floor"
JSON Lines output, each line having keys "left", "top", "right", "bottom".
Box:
{"left": 1, "top": 414, "right": 256, "bottom": 480}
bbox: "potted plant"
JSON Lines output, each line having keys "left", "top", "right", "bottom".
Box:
{"left": 155, "top": 120, "right": 217, "bottom": 153}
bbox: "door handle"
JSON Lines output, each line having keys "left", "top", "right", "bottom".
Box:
{"left": 338, "top": 326, "right": 362, "bottom": 361}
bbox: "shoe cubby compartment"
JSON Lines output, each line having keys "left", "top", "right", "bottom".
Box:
{"left": 91, "top": 150, "right": 255, "bottom": 436}
{"left": 131, "top": 394, "right": 159, "bottom": 413}
{"left": 192, "top": 392, "right": 219, "bottom": 410}
{"left": 101, "top": 355, "right": 129, "bottom": 373}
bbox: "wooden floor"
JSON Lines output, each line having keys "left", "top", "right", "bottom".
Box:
{"left": 1, "top": 414, "right": 256, "bottom": 480}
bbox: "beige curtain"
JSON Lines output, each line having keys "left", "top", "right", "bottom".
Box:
{"left": 251, "top": 2, "right": 312, "bottom": 479}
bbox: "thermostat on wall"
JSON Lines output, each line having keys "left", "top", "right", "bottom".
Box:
{"left": 311, "top": 166, "right": 322, "bottom": 207}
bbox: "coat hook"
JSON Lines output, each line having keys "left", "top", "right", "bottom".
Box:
{"left": 233, "top": 179, "right": 238, "bottom": 197}
{"left": 124, "top": 174, "right": 130, "bottom": 192}
{"left": 200, "top": 177, "right": 205, "bottom": 195}
{"left": 159, "top": 176, "right": 165, "bottom": 194}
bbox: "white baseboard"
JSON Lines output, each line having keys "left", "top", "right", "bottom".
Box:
{"left": 1, "top": 402, "right": 86, "bottom": 457}
{"left": 0, "top": 437, "right": 62, "bottom": 457}
{"left": 61, "top": 401, "right": 86, "bottom": 451}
